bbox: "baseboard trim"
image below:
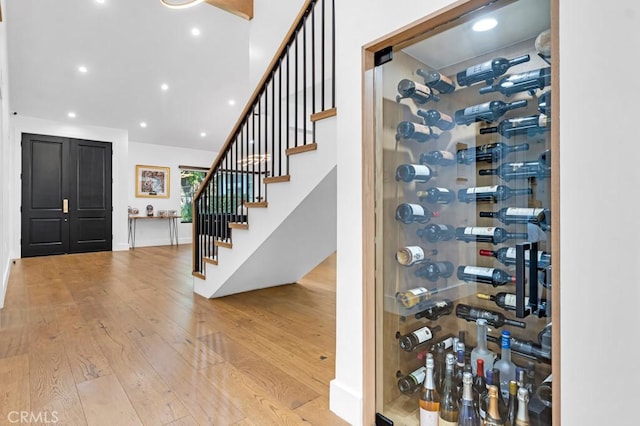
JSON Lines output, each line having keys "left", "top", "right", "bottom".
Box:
{"left": 329, "top": 379, "right": 363, "bottom": 426}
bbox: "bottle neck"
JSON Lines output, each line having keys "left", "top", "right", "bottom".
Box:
{"left": 476, "top": 322, "right": 488, "bottom": 351}
{"left": 462, "top": 381, "right": 474, "bottom": 402}
{"left": 425, "top": 365, "right": 436, "bottom": 390}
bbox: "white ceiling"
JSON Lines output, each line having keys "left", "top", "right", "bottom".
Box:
{"left": 5, "top": 0, "right": 252, "bottom": 152}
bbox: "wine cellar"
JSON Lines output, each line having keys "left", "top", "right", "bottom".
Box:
{"left": 363, "top": 0, "right": 558, "bottom": 424}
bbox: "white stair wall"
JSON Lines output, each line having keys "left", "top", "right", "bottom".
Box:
{"left": 193, "top": 115, "right": 336, "bottom": 298}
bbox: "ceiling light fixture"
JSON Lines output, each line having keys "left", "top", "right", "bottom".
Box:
{"left": 200, "top": 132, "right": 207, "bottom": 137}
{"left": 228, "top": 99, "right": 236, "bottom": 106}
{"left": 140, "top": 122, "right": 147, "bottom": 128}
{"left": 78, "top": 65, "right": 88, "bottom": 73}
{"left": 191, "top": 28, "right": 201, "bottom": 36}
{"left": 68, "top": 112, "right": 76, "bottom": 118}
{"left": 160, "top": 0, "right": 207, "bottom": 10}
{"left": 472, "top": 18, "right": 498, "bottom": 32}
{"left": 161, "top": 83, "right": 169, "bottom": 91}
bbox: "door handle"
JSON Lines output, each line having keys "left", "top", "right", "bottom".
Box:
{"left": 63, "top": 199, "right": 69, "bottom": 213}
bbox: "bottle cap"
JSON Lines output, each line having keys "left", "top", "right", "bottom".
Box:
{"left": 426, "top": 353, "right": 435, "bottom": 369}
{"left": 463, "top": 371, "right": 473, "bottom": 385}
{"left": 517, "top": 387, "right": 530, "bottom": 402}
{"left": 446, "top": 353, "right": 456, "bottom": 367}
{"left": 509, "top": 380, "right": 518, "bottom": 394}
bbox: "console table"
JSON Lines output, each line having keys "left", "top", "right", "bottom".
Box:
{"left": 128, "top": 215, "right": 180, "bottom": 249}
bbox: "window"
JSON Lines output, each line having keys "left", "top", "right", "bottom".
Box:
{"left": 179, "top": 167, "right": 207, "bottom": 223}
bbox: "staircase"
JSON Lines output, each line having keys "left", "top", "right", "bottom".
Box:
{"left": 192, "top": 0, "right": 336, "bottom": 298}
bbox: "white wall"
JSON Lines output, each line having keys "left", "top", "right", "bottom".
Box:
{"left": 0, "top": 0, "right": 12, "bottom": 308}
{"left": 127, "top": 141, "right": 216, "bottom": 247}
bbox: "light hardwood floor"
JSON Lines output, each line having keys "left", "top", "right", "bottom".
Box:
{"left": 0, "top": 245, "right": 348, "bottom": 426}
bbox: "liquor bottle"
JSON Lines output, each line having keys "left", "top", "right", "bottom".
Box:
{"left": 396, "top": 121, "right": 440, "bottom": 143}
{"left": 484, "top": 385, "right": 506, "bottom": 426}
{"left": 395, "top": 246, "right": 437, "bottom": 267}
{"left": 435, "top": 345, "right": 447, "bottom": 393}
{"left": 515, "top": 388, "right": 531, "bottom": 426}
{"left": 415, "top": 261, "right": 455, "bottom": 282}
{"left": 419, "top": 353, "right": 441, "bottom": 426}
{"left": 417, "top": 187, "right": 455, "bottom": 204}
{"left": 479, "top": 207, "right": 551, "bottom": 230}
{"left": 420, "top": 150, "right": 456, "bottom": 166}
{"left": 537, "top": 91, "right": 551, "bottom": 115}
{"left": 440, "top": 352, "right": 459, "bottom": 425}
{"left": 479, "top": 67, "right": 551, "bottom": 97}
{"left": 457, "top": 265, "right": 516, "bottom": 287}
{"left": 458, "top": 371, "right": 481, "bottom": 426}
{"left": 493, "top": 331, "right": 517, "bottom": 400}
{"left": 476, "top": 292, "right": 548, "bottom": 318}
{"left": 470, "top": 318, "right": 496, "bottom": 376}
{"left": 478, "top": 155, "right": 551, "bottom": 182}
{"left": 455, "top": 304, "right": 527, "bottom": 329}
{"left": 414, "top": 299, "right": 454, "bottom": 321}
{"left": 395, "top": 286, "right": 440, "bottom": 308}
{"left": 398, "top": 325, "right": 442, "bottom": 352}
{"left": 479, "top": 247, "right": 551, "bottom": 269}
{"left": 396, "top": 79, "right": 441, "bottom": 104}
{"left": 506, "top": 381, "right": 518, "bottom": 426}
{"left": 395, "top": 203, "right": 440, "bottom": 224}
{"left": 486, "top": 333, "right": 551, "bottom": 362}
{"left": 456, "top": 142, "right": 530, "bottom": 165}
{"left": 454, "top": 99, "right": 528, "bottom": 126}
{"left": 397, "top": 365, "right": 427, "bottom": 394}
{"left": 458, "top": 185, "right": 531, "bottom": 203}
{"left": 456, "top": 55, "right": 530, "bottom": 87}
{"left": 479, "top": 114, "right": 550, "bottom": 139}
{"left": 455, "top": 227, "right": 528, "bottom": 245}
{"left": 491, "top": 369, "right": 510, "bottom": 420}
{"left": 473, "top": 359, "right": 487, "bottom": 411}
{"left": 417, "top": 109, "right": 456, "bottom": 131}
{"left": 416, "top": 68, "right": 456, "bottom": 94}
{"left": 395, "top": 163, "right": 436, "bottom": 183}
{"left": 417, "top": 224, "right": 456, "bottom": 243}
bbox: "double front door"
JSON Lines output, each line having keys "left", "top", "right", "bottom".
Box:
{"left": 21, "top": 133, "right": 113, "bottom": 257}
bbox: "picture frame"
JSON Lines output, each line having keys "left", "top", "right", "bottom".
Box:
{"left": 135, "top": 165, "right": 170, "bottom": 198}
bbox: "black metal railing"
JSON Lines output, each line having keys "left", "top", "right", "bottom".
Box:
{"left": 193, "top": 0, "right": 335, "bottom": 275}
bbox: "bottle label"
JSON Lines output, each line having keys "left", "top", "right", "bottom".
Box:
{"left": 408, "top": 287, "right": 429, "bottom": 296}
{"left": 539, "top": 114, "right": 548, "bottom": 127}
{"left": 410, "top": 367, "right": 427, "bottom": 385}
{"left": 419, "top": 408, "right": 439, "bottom": 425}
{"left": 434, "top": 187, "right": 450, "bottom": 193}
{"left": 503, "top": 294, "right": 531, "bottom": 308}
{"left": 464, "top": 227, "right": 496, "bottom": 236}
{"left": 505, "top": 207, "right": 542, "bottom": 217}
{"left": 466, "top": 60, "right": 492, "bottom": 77}
{"left": 408, "top": 203, "right": 426, "bottom": 216}
{"left": 411, "top": 165, "right": 432, "bottom": 180}
{"left": 414, "top": 326, "right": 434, "bottom": 343}
{"left": 438, "top": 419, "right": 457, "bottom": 426}
{"left": 398, "top": 246, "right": 425, "bottom": 265}
{"left": 435, "top": 224, "right": 448, "bottom": 231}
{"left": 467, "top": 185, "right": 498, "bottom": 194}
{"left": 439, "top": 336, "right": 454, "bottom": 350}
{"left": 414, "top": 122, "right": 433, "bottom": 135}
{"left": 463, "top": 266, "right": 495, "bottom": 277}
{"left": 464, "top": 102, "right": 491, "bottom": 116}
{"left": 414, "top": 81, "right": 432, "bottom": 96}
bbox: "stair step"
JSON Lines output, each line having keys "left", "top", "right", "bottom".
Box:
{"left": 311, "top": 107, "right": 337, "bottom": 122}
{"left": 229, "top": 222, "right": 249, "bottom": 230}
{"left": 286, "top": 143, "right": 317, "bottom": 156}
{"left": 245, "top": 201, "right": 268, "bottom": 208}
{"left": 214, "top": 240, "right": 233, "bottom": 249}
{"left": 264, "top": 175, "right": 290, "bottom": 184}
{"left": 192, "top": 271, "right": 206, "bottom": 280}
{"left": 203, "top": 257, "right": 218, "bottom": 265}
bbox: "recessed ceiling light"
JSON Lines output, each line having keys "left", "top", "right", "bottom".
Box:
{"left": 161, "top": 83, "right": 169, "bottom": 91}
{"left": 191, "top": 28, "right": 201, "bottom": 37}
{"left": 78, "top": 65, "right": 88, "bottom": 73}
{"left": 200, "top": 132, "right": 207, "bottom": 137}
{"left": 472, "top": 18, "right": 498, "bottom": 32}
{"left": 228, "top": 99, "right": 236, "bottom": 106}
{"left": 68, "top": 112, "right": 76, "bottom": 118}
{"left": 140, "top": 122, "right": 147, "bottom": 128}
{"left": 95, "top": 0, "right": 106, "bottom": 4}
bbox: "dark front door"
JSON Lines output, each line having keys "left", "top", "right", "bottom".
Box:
{"left": 21, "top": 133, "right": 113, "bottom": 257}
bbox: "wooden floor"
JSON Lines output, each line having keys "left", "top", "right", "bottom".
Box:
{"left": 0, "top": 245, "right": 348, "bottom": 426}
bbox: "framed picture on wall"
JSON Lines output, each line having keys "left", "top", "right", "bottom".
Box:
{"left": 135, "top": 165, "right": 170, "bottom": 198}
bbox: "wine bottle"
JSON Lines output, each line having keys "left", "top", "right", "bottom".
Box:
{"left": 440, "top": 352, "right": 459, "bottom": 425}
{"left": 397, "top": 365, "right": 427, "bottom": 394}
{"left": 458, "top": 371, "right": 481, "bottom": 426}
{"left": 420, "top": 150, "right": 456, "bottom": 166}
{"left": 395, "top": 246, "right": 437, "bottom": 267}
{"left": 398, "top": 325, "right": 442, "bottom": 352}
{"left": 417, "top": 224, "right": 455, "bottom": 243}
{"left": 395, "top": 203, "right": 440, "bottom": 224}
{"left": 435, "top": 345, "right": 446, "bottom": 394}
{"left": 479, "top": 114, "right": 550, "bottom": 139}
{"left": 395, "top": 286, "right": 439, "bottom": 308}
{"left": 476, "top": 292, "right": 548, "bottom": 318}
{"left": 415, "top": 261, "right": 454, "bottom": 282}
{"left": 484, "top": 385, "right": 506, "bottom": 426}
{"left": 417, "top": 109, "right": 456, "bottom": 131}
{"left": 506, "top": 381, "right": 518, "bottom": 426}
{"left": 457, "top": 185, "right": 531, "bottom": 203}
{"left": 455, "top": 227, "right": 528, "bottom": 245}
{"left": 455, "top": 304, "right": 527, "bottom": 329}
{"left": 473, "top": 359, "right": 487, "bottom": 415}
{"left": 396, "top": 121, "right": 440, "bottom": 143}
{"left": 537, "top": 91, "right": 551, "bottom": 115}
{"left": 395, "top": 163, "right": 436, "bottom": 183}
{"left": 493, "top": 331, "right": 517, "bottom": 401}
{"left": 457, "top": 265, "right": 516, "bottom": 287}
{"left": 486, "top": 333, "right": 551, "bottom": 362}
{"left": 414, "top": 299, "right": 454, "bottom": 321}
{"left": 490, "top": 369, "right": 510, "bottom": 420}
{"left": 479, "top": 67, "right": 551, "bottom": 97}
{"left": 456, "top": 142, "right": 530, "bottom": 165}
{"left": 420, "top": 353, "right": 441, "bottom": 426}
{"left": 416, "top": 68, "right": 456, "bottom": 94}
{"left": 417, "top": 335, "right": 456, "bottom": 363}
{"left": 479, "top": 207, "right": 551, "bottom": 230}
{"left": 470, "top": 318, "right": 496, "bottom": 376}
{"left": 456, "top": 54, "right": 530, "bottom": 87}
{"left": 479, "top": 369, "right": 493, "bottom": 421}
{"left": 515, "top": 387, "right": 531, "bottom": 426}
{"left": 453, "top": 349, "right": 466, "bottom": 399}
{"left": 418, "top": 187, "right": 455, "bottom": 204}
{"left": 454, "top": 100, "right": 528, "bottom": 126}
{"left": 479, "top": 247, "right": 551, "bottom": 269}
{"left": 396, "top": 79, "right": 441, "bottom": 104}
{"left": 478, "top": 154, "right": 551, "bottom": 181}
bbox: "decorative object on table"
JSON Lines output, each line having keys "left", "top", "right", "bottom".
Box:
{"left": 132, "top": 207, "right": 139, "bottom": 214}
{"left": 158, "top": 210, "right": 168, "bottom": 217}
{"left": 135, "top": 165, "right": 170, "bottom": 198}
{"left": 168, "top": 209, "right": 177, "bottom": 216}
{"left": 146, "top": 204, "right": 154, "bottom": 217}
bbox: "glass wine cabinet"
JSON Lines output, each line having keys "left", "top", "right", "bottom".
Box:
{"left": 365, "top": 0, "right": 558, "bottom": 424}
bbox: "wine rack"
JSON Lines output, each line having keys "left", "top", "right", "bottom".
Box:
{"left": 368, "top": 0, "right": 555, "bottom": 424}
